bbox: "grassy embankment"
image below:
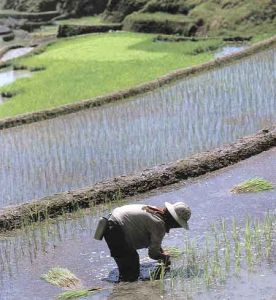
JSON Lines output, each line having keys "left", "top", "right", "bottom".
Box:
{"left": 31, "top": 16, "right": 105, "bottom": 37}
{"left": 0, "top": 31, "right": 224, "bottom": 119}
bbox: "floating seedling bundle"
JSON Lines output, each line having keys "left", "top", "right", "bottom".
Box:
{"left": 41, "top": 267, "right": 102, "bottom": 299}
{"left": 41, "top": 267, "right": 81, "bottom": 289}
{"left": 231, "top": 177, "right": 274, "bottom": 193}
{"left": 57, "top": 288, "right": 102, "bottom": 300}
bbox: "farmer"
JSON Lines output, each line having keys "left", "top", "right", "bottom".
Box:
{"left": 103, "top": 202, "right": 191, "bottom": 282}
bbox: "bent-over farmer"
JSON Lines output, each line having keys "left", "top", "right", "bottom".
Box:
{"left": 101, "top": 202, "right": 191, "bottom": 282}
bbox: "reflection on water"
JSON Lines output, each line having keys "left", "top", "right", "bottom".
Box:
{"left": 0, "top": 67, "right": 32, "bottom": 103}
{"left": 0, "top": 48, "right": 276, "bottom": 206}
{"left": 0, "top": 47, "right": 33, "bottom": 62}
{"left": 215, "top": 45, "right": 246, "bottom": 58}
{"left": 0, "top": 148, "right": 276, "bottom": 299}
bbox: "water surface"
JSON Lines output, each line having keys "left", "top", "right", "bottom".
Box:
{"left": 0, "top": 67, "right": 32, "bottom": 103}
{"left": 0, "top": 147, "right": 275, "bottom": 300}
{"left": 215, "top": 45, "right": 246, "bottom": 58}
{"left": 0, "top": 47, "right": 33, "bottom": 61}
{"left": 0, "top": 48, "right": 275, "bottom": 206}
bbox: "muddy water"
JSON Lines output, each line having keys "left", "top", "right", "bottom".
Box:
{"left": 1, "top": 48, "right": 276, "bottom": 207}
{"left": 0, "top": 47, "right": 33, "bottom": 62}
{"left": 0, "top": 147, "right": 275, "bottom": 300}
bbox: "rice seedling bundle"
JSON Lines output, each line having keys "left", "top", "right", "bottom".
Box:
{"left": 231, "top": 177, "right": 273, "bottom": 193}
{"left": 41, "top": 267, "right": 81, "bottom": 289}
{"left": 164, "top": 246, "right": 182, "bottom": 258}
{"left": 57, "top": 288, "right": 102, "bottom": 300}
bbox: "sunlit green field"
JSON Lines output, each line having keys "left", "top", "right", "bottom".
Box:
{"left": 0, "top": 32, "right": 224, "bottom": 118}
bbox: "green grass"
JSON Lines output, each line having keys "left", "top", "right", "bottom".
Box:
{"left": 0, "top": 32, "right": 223, "bottom": 119}
{"left": 231, "top": 177, "right": 274, "bottom": 193}
{"left": 126, "top": 12, "right": 192, "bottom": 23}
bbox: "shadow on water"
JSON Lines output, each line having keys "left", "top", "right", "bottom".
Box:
{"left": 0, "top": 48, "right": 276, "bottom": 206}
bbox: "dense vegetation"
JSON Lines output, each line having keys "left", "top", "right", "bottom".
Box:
{"left": 0, "top": 32, "right": 223, "bottom": 118}
{"left": 1, "top": 0, "right": 275, "bottom": 37}
{"left": 104, "top": 0, "right": 276, "bottom": 36}
{"left": 0, "top": 0, "right": 108, "bottom": 16}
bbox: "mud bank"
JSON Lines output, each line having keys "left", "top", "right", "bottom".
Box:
{"left": 0, "top": 126, "right": 275, "bottom": 232}
{"left": 0, "top": 35, "right": 275, "bottom": 130}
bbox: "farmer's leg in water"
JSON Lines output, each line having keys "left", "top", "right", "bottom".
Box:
{"left": 104, "top": 218, "right": 140, "bottom": 282}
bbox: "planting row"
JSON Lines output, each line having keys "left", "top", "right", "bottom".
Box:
{"left": 0, "top": 47, "right": 275, "bottom": 207}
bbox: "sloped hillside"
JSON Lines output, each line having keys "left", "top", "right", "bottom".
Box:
{"left": 104, "top": 0, "right": 276, "bottom": 36}
{"left": 2, "top": 0, "right": 107, "bottom": 16}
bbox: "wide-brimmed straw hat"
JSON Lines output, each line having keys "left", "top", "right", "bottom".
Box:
{"left": 165, "top": 202, "right": 191, "bottom": 230}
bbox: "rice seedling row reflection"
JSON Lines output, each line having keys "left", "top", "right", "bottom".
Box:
{"left": 1, "top": 48, "right": 276, "bottom": 206}
{"left": 0, "top": 195, "right": 124, "bottom": 278}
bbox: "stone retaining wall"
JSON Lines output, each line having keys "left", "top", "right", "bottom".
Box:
{"left": 0, "top": 35, "right": 275, "bottom": 131}
{"left": 0, "top": 127, "right": 275, "bottom": 232}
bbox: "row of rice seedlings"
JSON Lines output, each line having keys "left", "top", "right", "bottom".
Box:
{"left": 0, "top": 192, "right": 124, "bottom": 277}
{"left": 231, "top": 177, "right": 274, "bottom": 193}
{"left": 2, "top": 46, "right": 274, "bottom": 207}
{"left": 159, "top": 213, "right": 276, "bottom": 298}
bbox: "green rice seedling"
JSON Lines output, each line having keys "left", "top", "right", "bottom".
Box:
{"left": 263, "top": 213, "right": 273, "bottom": 258}
{"left": 149, "top": 263, "right": 167, "bottom": 282}
{"left": 231, "top": 177, "right": 273, "bottom": 193}
{"left": 57, "top": 288, "right": 102, "bottom": 300}
{"left": 220, "top": 219, "right": 231, "bottom": 272}
{"left": 41, "top": 267, "right": 81, "bottom": 289}
{"left": 164, "top": 246, "right": 182, "bottom": 258}
{"left": 244, "top": 217, "right": 253, "bottom": 269}
{"left": 252, "top": 220, "right": 262, "bottom": 260}
{"left": 232, "top": 218, "right": 241, "bottom": 272}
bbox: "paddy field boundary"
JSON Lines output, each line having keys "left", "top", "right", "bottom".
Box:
{"left": 0, "top": 126, "right": 275, "bottom": 232}
{"left": 0, "top": 34, "right": 275, "bottom": 130}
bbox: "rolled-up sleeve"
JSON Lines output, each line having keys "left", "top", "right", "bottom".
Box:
{"left": 148, "top": 223, "right": 166, "bottom": 259}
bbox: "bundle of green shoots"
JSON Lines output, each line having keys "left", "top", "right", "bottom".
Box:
{"left": 41, "top": 267, "right": 101, "bottom": 300}
{"left": 231, "top": 177, "right": 274, "bottom": 193}
{"left": 149, "top": 246, "right": 182, "bottom": 280}
{"left": 164, "top": 246, "right": 182, "bottom": 258}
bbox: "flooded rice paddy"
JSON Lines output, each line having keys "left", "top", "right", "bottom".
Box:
{"left": 0, "top": 47, "right": 33, "bottom": 62}
{"left": 214, "top": 45, "right": 247, "bottom": 59}
{"left": 0, "top": 67, "right": 32, "bottom": 103}
{"left": 0, "top": 147, "right": 275, "bottom": 300}
{"left": 0, "top": 47, "right": 276, "bottom": 207}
